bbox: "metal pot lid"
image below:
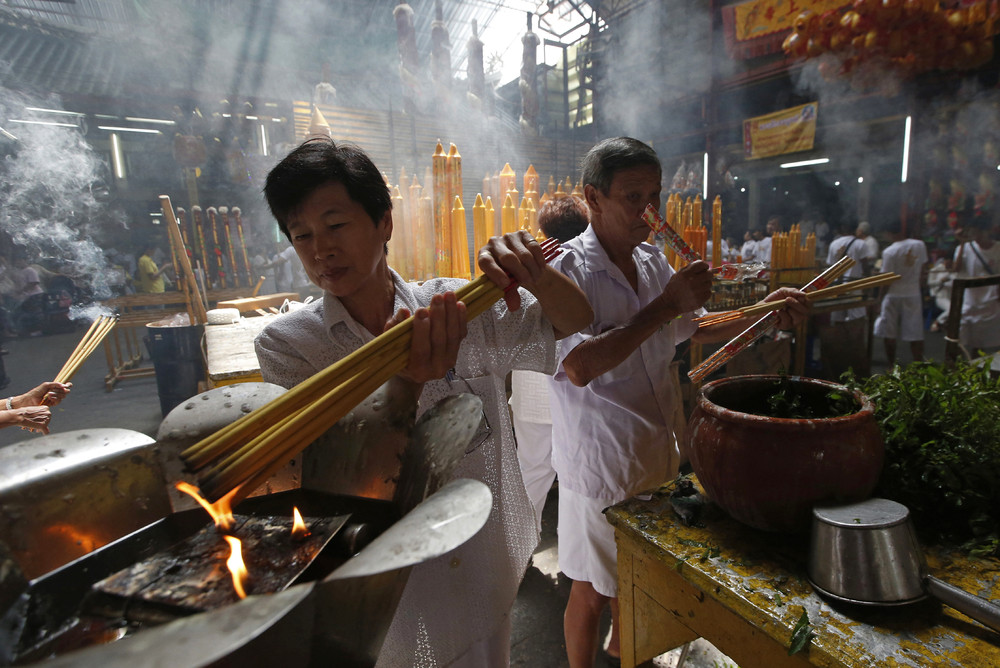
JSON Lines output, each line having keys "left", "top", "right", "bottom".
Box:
{"left": 812, "top": 498, "right": 910, "bottom": 529}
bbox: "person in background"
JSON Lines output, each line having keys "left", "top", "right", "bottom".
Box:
{"left": 12, "top": 256, "right": 44, "bottom": 336}
{"left": 548, "top": 137, "right": 809, "bottom": 668}
{"left": 756, "top": 215, "right": 782, "bottom": 264}
{"left": 740, "top": 228, "right": 762, "bottom": 262}
{"left": 857, "top": 220, "right": 880, "bottom": 261}
{"left": 254, "top": 137, "right": 592, "bottom": 668}
{"left": 509, "top": 195, "right": 589, "bottom": 537}
{"left": 952, "top": 218, "right": 1000, "bottom": 355}
{"left": 822, "top": 220, "right": 879, "bottom": 379}
{"left": 873, "top": 220, "right": 929, "bottom": 366}
{"left": 136, "top": 244, "right": 170, "bottom": 294}
{"left": 0, "top": 380, "right": 71, "bottom": 434}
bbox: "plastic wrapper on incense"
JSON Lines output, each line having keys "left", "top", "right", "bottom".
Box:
{"left": 641, "top": 205, "right": 701, "bottom": 263}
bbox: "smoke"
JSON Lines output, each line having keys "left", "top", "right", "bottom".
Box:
{"left": 0, "top": 89, "right": 123, "bottom": 306}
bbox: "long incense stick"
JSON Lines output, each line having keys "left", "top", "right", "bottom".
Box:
{"left": 696, "top": 273, "right": 899, "bottom": 326}
{"left": 182, "top": 238, "right": 562, "bottom": 502}
{"left": 54, "top": 315, "right": 118, "bottom": 384}
{"left": 688, "top": 256, "right": 858, "bottom": 383}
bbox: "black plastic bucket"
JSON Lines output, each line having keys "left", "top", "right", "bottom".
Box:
{"left": 145, "top": 324, "right": 206, "bottom": 417}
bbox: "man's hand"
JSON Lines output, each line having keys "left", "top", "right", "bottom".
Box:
{"left": 25, "top": 381, "right": 71, "bottom": 407}
{"left": 762, "top": 287, "right": 810, "bottom": 329}
{"left": 477, "top": 231, "right": 548, "bottom": 312}
{"left": 16, "top": 406, "right": 52, "bottom": 434}
{"left": 659, "top": 261, "right": 713, "bottom": 318}
{"left": 385, "top": 292, "right": 468, "bottom": 386}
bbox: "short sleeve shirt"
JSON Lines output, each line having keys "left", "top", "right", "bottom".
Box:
{"left": 548, "top": 225, "right": 700, "bottom": 500}
{"left": 254, "top": 269, "right": 555, "bottom": 667}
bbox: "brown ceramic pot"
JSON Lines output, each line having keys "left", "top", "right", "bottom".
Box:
{"left": 687, "top": 375, "right": 883, "bottom": 533}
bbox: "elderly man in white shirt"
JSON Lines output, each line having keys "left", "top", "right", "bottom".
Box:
{"left": 548, "top": 137, "right": 809, "bottom": 668}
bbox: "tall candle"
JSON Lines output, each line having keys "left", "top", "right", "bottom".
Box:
{"left": 432, "top": 141, "right": 452, "bottom": 277}
{"left": 451, "top": 195, "right": 470, "bottom": 280}
{"left": 472, "top": 194, "right": 488, "bottom": 278}
{"left": 502, "top": 193, "right": 517, "bottom": 236}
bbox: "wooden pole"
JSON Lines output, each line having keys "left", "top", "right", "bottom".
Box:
{"left": 161, "top": 195, "right": 208, "bottom": 325}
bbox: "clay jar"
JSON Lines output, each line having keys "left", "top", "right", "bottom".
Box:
{"left": 687, "top": 375, "right": 883, "bottom": 533}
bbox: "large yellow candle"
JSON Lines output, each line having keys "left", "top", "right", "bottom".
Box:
{"left": 524, "top": 165, "right": 539, "bottom": 208}
{"left": 485, "top": 196, "right": 496, "bottom": 239}
{"left": 432, "top": 141, "right": 452, "bottom": 277}
{"left": 417, "top": 192, "right": 434, "bottom": 281}
{"left": 500, "top": 163, "right": 516, "bottom": 208}
{"left": 390, "top": 185, "right": 408, "bottom": 279}
{"left": 409, "top": 175, "right": 423, "bottom": 278}
{"left": 501, "top": 193, "right": 517, "bottom": 235}
{"left": 448, "top": 143, "right": 462, "bottom": 216}
{"left": 518, "top": 196, "right": 529, "bottom": 231}
{"left": 472, "top": 194, "right": 488, "bottom": 278}
{"left": 527, "top": 198, "right": 537, "bottom": 236}
{"left": 451, "top": 195, "right": 470, "bottom": 280}
{"left": 554, "top": 179, "right": 566, "bottom": 198}
{"left": 711, "top": 195, "right": 722, "bottom": 267}
{"left": 571, "top": 179, "right": 584, "bottom": 198}
{"left": 491, "top": 171, "right": 501, "bottom": 235}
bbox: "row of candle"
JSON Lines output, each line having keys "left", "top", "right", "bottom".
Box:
{"left": 769, "top": 225, "right": 818, "bottom": 284}
{"left": 662, "top": 193, "right": 724, "bottom": 270}
{"left": 386, "top": 140, "right": 585, "bottom": 281}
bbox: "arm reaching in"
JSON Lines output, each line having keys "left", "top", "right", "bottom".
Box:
{"left": 476, "top": 230, "right": 593, "bottom": 339}
{"left": 563, "top": 261, "right": 713, "bottom": 387}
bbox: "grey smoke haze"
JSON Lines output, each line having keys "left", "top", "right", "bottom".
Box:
{"left": 0, "top": 88, "right": 122, "bottom": 307}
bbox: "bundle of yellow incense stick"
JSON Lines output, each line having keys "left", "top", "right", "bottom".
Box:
{"left": 181, "top": 238, "right": 563, "bottom": 503}
{"left": 53, "top": 314, "right": 118, "bottom": 384}
{"left": 695, "top": 271, "right": 897, "bottom": 328}
{"left": 687, "top": 256, "right": 856, "bottom": 383}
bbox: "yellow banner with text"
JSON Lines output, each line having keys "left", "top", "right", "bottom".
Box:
{"left": 743, "top": 103, "right": 818, "bottom": 160}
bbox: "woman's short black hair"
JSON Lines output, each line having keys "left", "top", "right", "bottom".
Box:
{"left": 580, "top": 137, "right": 661, "bottom": 195}
{"left": 263, "top": 138, "right": 392, "bottom": 240}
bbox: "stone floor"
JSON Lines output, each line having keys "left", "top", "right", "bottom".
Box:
{"left": 0, "top": 319, "right": 949, "bottom": 666}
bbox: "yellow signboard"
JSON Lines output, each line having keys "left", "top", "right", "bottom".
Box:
{"left": 734, "top": 0, "right": 847, "bottom": 41}
{"left": 743, "top": 103, "right": 818, "bottom": 160}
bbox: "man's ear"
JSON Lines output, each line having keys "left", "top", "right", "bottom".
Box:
{"left": 584, "top": 184, "right": 601, "bottom": 215}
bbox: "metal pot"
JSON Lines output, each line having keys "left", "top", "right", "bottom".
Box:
{"left": 808, "top": 498, "right": 1000, "bottom": 633}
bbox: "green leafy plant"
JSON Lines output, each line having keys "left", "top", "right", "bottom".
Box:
{"left": 843, "top": 361, "right": 1000, "bottom": 556}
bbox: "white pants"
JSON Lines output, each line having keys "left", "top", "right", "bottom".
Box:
{"left": 557, "top": 486, "right": 619, "bottom": 597}
{"left": 512, "top": 417, "right": 555, "bottom": 536}
{"left": 874, "top": 294, "right": 924, "bottom": 341}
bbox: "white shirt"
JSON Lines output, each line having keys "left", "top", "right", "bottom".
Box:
{"left": 880, "top": 238, "right": 928, "bottom": 297}
{"left": 740, "top": 239, "right": 758, "bottom": 262}
{"left": 548, "top": 225, "right": 700, "bottom": 500}
{"left": 827, "top": 234, "right": 878, "bottom": 322}
{"left": 756, "top": 236, "right": 773, "bottom": 263}
{"left": 256, "top": 270, "right": 554, "bottom": 667}
{"left": 954, "top": 241, "right": 1000, "bottom": 316}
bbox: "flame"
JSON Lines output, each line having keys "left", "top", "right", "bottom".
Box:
{"left": 175, "top": 482, "right": 237, "bottom": 531}
{"left": 291, "top": 506, "right": 310, "bottom": 538}
{"left": 223, "top": 535, "right": 248, "bottom": 599}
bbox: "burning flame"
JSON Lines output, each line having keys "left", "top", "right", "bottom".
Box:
{"left": 223, "top": 535, "right": 248, "bottom": 599}
{"left": 175, "top": 482, "right": 237, "bottom": 531}
{"left": 291, "top": 506, "right": 310, "bottom": 538}
{"left": 176, "top": 482, "right": 248, "bottom": 599}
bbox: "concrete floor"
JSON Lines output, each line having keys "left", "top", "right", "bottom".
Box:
{"left": 0, "top": 320, "right": 948, "bottom": 666}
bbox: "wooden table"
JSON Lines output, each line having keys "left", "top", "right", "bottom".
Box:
{"left": 606, "top": 482, "right": 1000, "bottom": 668}
{"left": 203, "top": 315, "right": 274, "bottom": 387}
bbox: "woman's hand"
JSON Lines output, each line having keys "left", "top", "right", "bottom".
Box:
{"left": 477, "top": 231, "right": 548, "bottom": 312}
{"left": 23, "top": 381, "right": 72, "bottom": 407}
{"left": 384, "top": 292, "right": 467, "bottom": 386}
{"left": 763, "top": 287, "right": 810, "bottom": 329}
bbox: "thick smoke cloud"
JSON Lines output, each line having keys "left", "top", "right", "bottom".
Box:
{"left": 0, "top": 88, "right": 122, "bottom": 310}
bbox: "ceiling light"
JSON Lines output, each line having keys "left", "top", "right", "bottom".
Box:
{"left": 98, "top": 126, "right": 161, "bottom": 134}
{"left": 8, "top": 119, "right": 77, "bottom": 128}
{"left": 780, "top": 158, "right": 830, "bottom": 168}
{"left": 125, "top": 116, "right": 176, "bottom": 125}
{"left": 901, "top": 115, "right": 911, "bottom": 184}
{"left": 24, "top": 107, "right": 84, "bottom": 117}
{"left": 858, "top": 176, "right": 864, "bottom": 184}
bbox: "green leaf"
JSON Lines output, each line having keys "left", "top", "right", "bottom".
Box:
{"left": 788, "top": 609, "right": 814, "bottom": 655}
